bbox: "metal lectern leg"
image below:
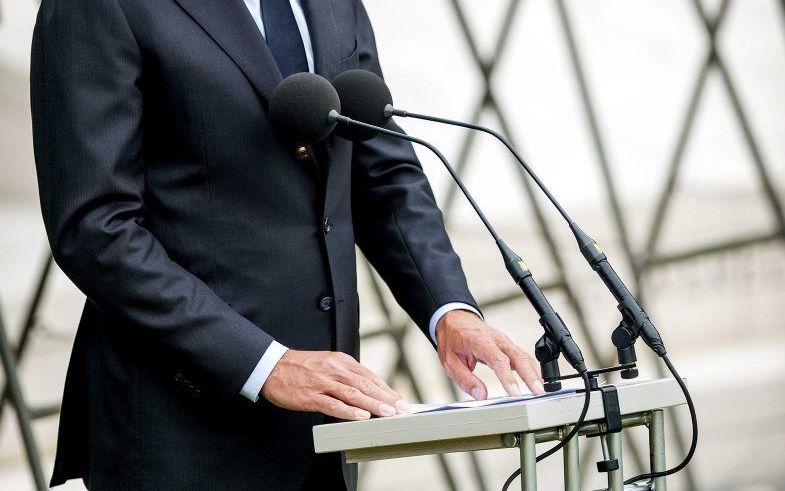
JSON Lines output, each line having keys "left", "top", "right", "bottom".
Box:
{"left": 520, "top": 432, "right": 537, "bottom": 491}
{"left": 607, "top": 432, "right": 624, "bottom": 491}
{"left": 649, "top": 409, "right": 667, "bottom": 490}
{"left": 563, "top": 425, "right": 580, "bottom": 491}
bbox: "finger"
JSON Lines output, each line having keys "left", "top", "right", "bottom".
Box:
{"left": 504, "top": 344, "right": 545, "bottom": 395}
{"left": 480, "top": 347, "right": 521, "bottom": 396}
{"left": 443, "top": 355, "right": 488, "bottom": 400}
{"left": 332, "top": 354, "right": 410, "bottom": 413}
{"left": 335, "top": 369, "right": 406, "bottom": 412}
{"left": 312, "top": 394, "right": 370, "bottom": 421}
{"left": 341, "top": 360, "right": 409, "bottom": 411}
{"left": 325, "top": 381, "right": 397, "bottom": 417}
{"left": 344, "top": 360, "right": 399, "bottom": 395}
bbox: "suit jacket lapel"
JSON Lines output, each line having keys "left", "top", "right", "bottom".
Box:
{"left": 302, "top": 0, "right": 340, "bottom": 80}
{"left": 173, "top": 0, "right": 342, "bottom": 184}
{"left": 173, "top": 0, "right": 282, "bottom": 110}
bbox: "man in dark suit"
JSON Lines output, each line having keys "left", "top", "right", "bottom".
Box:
{"left": 30, "top": 0, "right": 544, "bottom": 489}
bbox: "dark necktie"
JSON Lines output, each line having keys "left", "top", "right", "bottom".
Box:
{"left": 261, "top": 0, "right": 309, "bottom": 78}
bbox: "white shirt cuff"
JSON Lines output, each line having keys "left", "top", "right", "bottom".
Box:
{"left": 240, "top": 340, "right": 289, "bottom": 402}
{"left": 428, "top": 302, "right": 483, "bottom": 345}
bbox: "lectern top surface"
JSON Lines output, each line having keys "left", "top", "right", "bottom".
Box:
{"left": 313, "top": 377, "right": 686, "bottom": 454}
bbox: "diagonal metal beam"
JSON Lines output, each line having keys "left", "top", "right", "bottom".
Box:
{"left": 0, "top": 253, "right": 54, "bottom": 436}
{"left": 646, "top": 0, "right": 784, "bottom": 264}
{"left": 0, "top": 302, "right": 47, "bottom": 491}
{"left": 554, "top": 0, "right": 637, "bottom": 280}
{"left": 781, "top": 0, "right": 785, "bottom": 36}
{"left": 441, "top": 0, "right": 523, "bottom": 215}
{"left": 633, "top": 0, "right": 785, "bottom": 487}
{"left": 645, "top": 0, "right": 785, "bottom": 270}
{"left": 633, "top": 6, "right": 734, "bottom": 489}
{"left": 445, "top": 0, "right": 611, "bottom": 372}
{"left": 648, "top": 231, "right": 782, "bottom": 267}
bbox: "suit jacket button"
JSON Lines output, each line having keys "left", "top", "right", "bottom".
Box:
{"left": 319, "top": 296, "right": 334, "bottom": 311}
{"left": 323, "top": 217, "right": 332, "bottom": 234}
{"left": 296, "top": 145, "right": 310, "bottom": 160}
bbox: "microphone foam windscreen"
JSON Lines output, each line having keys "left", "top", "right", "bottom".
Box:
{"left": 331, "top": 69, "right": 393, "bottom": 141}
{"left": 268, "top": 72, "right": 340, "bottom": 145}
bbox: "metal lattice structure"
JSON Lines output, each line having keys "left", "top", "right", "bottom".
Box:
{"left": 1, "top": 1, "right": 784, "bottom": 490}
{"left": 356, "top": 0, "right": 785, "bottom": 489}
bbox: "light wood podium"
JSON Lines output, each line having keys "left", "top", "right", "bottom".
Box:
{"left": 313, "top": 378, "right": 686, "bottom": 490}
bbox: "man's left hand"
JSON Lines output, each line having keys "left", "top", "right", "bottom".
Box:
{"left": 435, "top": 310, "right": 545, "bottom": 400}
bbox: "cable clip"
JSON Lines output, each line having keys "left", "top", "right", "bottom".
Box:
{"left": 598, "top": 385, "right": 622, "bottom": 434}
{"left": 587, "top": 384, "right": 622, "bottom": 473}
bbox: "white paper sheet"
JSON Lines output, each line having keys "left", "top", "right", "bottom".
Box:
{"left": 407, "top": 389, "right": 577, "bottom": 414}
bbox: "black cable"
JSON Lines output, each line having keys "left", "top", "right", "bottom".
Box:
{"left": 501, "top": 371, "right": 592, "bottom": 491}
{"left": 623, "top": 355, "right": 698, "bottom": 485}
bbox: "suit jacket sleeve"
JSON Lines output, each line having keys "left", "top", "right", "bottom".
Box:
{"left": 30, "top": 0, "right": 272, "bottom": 400}
{"left": 350, "top": 0, "right": 480, "bottom": 342}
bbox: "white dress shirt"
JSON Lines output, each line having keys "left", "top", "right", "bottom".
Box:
{"left": 238, "top": 0, "right": 481, "bottom": 402}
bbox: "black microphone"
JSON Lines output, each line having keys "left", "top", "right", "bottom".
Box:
{"left": 331, "top": 69, "right": 393, "bottom": 141}
{"left": 268, "top": 72, "right": 341, "bottom": 145}
{"left": 269, "top": 71, "right": 587, "bottom": 379}
{"left": 331, "top": 69, "right": 667, "bottom": 374}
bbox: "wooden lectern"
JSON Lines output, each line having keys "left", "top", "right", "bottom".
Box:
{"left": 313, "top": 378, "right": 686, "bottom": 490}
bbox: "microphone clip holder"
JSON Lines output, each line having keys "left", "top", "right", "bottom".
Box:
{"left": 534, "top": 334, "right": 563, "bottom": 392}
{"left": 612, "top": 319, "right": 640, "bottom": 380}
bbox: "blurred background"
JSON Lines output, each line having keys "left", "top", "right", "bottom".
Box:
{"left": 1, "top": 0, "right": 784, "bottom": 489}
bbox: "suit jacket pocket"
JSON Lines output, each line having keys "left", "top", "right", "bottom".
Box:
{"left": 338, "top": 37, "right": 360, "bottom": 69}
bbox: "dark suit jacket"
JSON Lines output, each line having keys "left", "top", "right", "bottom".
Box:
{"left": 30, "top": 0, "right": 477, "bottom": 489}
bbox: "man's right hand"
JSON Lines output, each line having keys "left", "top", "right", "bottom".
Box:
{"left": 261, "top": 350, "right": 410, "bottom": 420}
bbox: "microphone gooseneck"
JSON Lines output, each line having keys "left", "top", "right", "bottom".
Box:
{"left": 386, "top": 104, "right": 698, "bottom": 491}
{"left": 327, "top": 110, "right": 587, "bottom": 375}
{"left": 330, "top": 110, "right": 593, "bottom": 483}
{"left": 387, "top": 105, "right": 668, "bottom": 363}
{"left": 333, "top": 68, "right": 667, "bottom": 362}
{"left": 392, "top": 110, "right": 700, "bottom": 491}
{"left": 378, "top": 89, "right": 698, "bottom": 489}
